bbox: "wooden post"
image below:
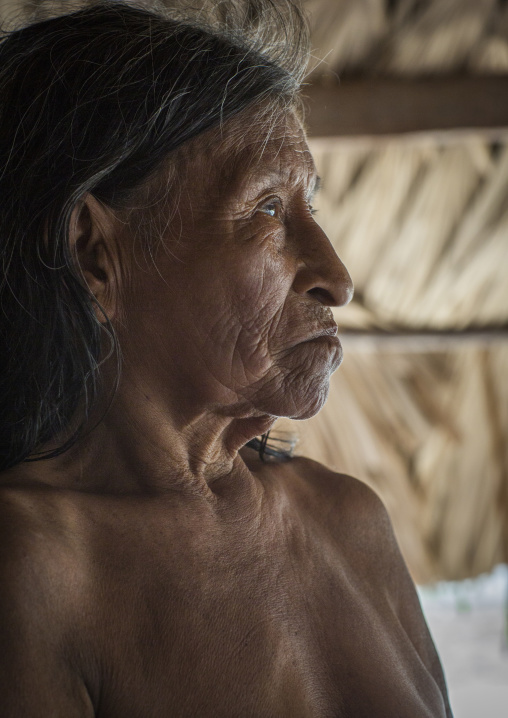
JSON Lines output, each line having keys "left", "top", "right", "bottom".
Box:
{"left": 304, "top": 76, "right": 508, "bottom": 145}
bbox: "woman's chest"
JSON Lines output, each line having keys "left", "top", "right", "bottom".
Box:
{"left": 86, "top": 520, "right": 446, "bottom": 718}
{"left": 89, "top": 528, "right": 331, "bottom": 715}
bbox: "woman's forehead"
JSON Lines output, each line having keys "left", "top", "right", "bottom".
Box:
{"left": 152, "top": 109, "right": 317, "bottom": 209}
{"left": 213, "top": 110, "right": 317, "bottom": 192}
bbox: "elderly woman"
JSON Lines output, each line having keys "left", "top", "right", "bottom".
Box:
{"left": 0, "top": 1, "right": 452, "bottom": 716}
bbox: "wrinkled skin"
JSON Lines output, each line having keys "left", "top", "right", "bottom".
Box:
{"left": 0, "top": 110, "right": 453, "bottom": 717}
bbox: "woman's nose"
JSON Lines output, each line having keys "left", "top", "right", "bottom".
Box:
{"left": 292, "top": 220, "right": 354, "bottom": 307}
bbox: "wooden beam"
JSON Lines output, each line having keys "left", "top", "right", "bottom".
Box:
{"left": 340, "top": 328, "right": 508, "bottom": 353}
{"left": 304, "top": 76, "right": 508, "bottom": 145}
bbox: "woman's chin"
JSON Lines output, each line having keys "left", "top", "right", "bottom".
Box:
{"left": 287, "top": 385, "right": 331, "bottom": 420}
{"left": 252, "top": 377, "right": 332, "bottom": 421}
{"left": 278, "top": 339, "right": 342, "bottom": 419}
{"left": 238, "top": 347, "right": 341, "bottom": 421}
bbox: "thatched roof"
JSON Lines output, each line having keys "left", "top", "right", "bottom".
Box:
{"left": 307, "top": 0, "right": 508, "bottom": 77}
{"left": 2, "top": 0, "right": 507, "bottom": 583}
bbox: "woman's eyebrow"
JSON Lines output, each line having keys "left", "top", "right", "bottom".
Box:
{"left": 236, "top": 166, "right": 321, "bottom": 197}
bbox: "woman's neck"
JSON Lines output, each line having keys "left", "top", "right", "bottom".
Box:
{"left": 5, "top": 379, "right": 276, "bottom": 498}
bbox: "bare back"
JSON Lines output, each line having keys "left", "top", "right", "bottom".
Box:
{"left": 0, "top": 454, "right": 452, "bottom": 717}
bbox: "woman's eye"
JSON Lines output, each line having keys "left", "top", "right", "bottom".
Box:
{"left": 259, "top": 199, "right": 282, "bottom": 218}
{"left": 257, "top": 198, "right": 317, "bottom": 219}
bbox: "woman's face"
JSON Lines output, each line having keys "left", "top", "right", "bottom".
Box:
{"left": 118, "top": 110, "right": 353, "bottom": 422}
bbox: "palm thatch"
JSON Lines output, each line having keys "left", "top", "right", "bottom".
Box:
{"left": 307, "top": 0, "right": 508, "bottom": 77}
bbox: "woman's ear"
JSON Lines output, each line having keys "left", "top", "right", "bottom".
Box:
{"left": 68, "top": 194, "right": 123, "bottom": 323}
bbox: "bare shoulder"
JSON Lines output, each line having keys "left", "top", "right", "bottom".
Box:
{"left": 0, "top": 482, "right": 85, "bottom": 571}
{"left": 246, "top": 450, "right": 401, "bottom": 576}
{"left": 282, "top": 453, "right": 381, "bottom": 500}
{"left": 281, "top": 454, "right": 395, "bottom": 551}
{"left": 274, "top": 455, "right": 425, "bottom": 619}
{"left": 0, "top": 482, "right": 88, "bottom": 648}
{"left": 0, "top": 483, "right": 94, "bottom": 716}
{"left": 279, "top": 456, "right": 453, "bottom": 716}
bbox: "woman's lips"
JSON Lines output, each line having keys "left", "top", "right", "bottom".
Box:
{"left": 284, "top": 322, "right": 339, "bottom": 348}
{"left": 303, "top": 323, "right": 339, "bottom": 341}
{"left": 302, "top": 332, "right": 344, "bottom": 369}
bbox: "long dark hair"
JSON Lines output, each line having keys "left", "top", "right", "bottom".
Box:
{"left": 0, "top": 1, "right": 307, "bottom": 471}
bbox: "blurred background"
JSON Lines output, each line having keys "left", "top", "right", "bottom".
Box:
{"left": 1, "top": 0, "right": 507, "bottom": 715}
